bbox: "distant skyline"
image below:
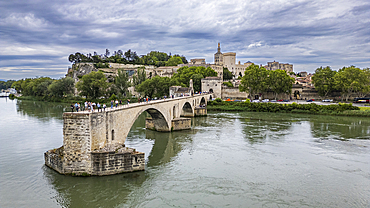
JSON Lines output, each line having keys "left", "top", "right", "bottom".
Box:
{"left": 1, "top": 0, "right": 369, "bottom": 80}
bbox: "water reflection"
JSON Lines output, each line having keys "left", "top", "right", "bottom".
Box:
{"left": 235, "top": 112, "right": 294, "bottom": 144}
{"left": 16, "top": 99, "right": 68, "bottom": 121}
{"left": 310, "top": 115, "right": 370, "bottom": 140}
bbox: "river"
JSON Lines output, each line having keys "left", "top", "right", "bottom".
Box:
{"left": 0, "top": 98, "right": 369, "bottom": 208}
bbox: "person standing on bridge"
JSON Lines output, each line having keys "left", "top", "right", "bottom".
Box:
{"left": 111, "top": 100, "right": 113, "bottom": 109}
{"left": 115, "top": 99, "right": 118, "bottom": 108}
{"left": 103, "top": 103, "right": 106, "bottom": 111}
{"left": 97, "top": 102, "right": 101, "bottom": 112}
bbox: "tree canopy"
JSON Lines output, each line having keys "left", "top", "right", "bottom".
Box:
{"left": 76, "top": 71, "right": 109, "bottom": 99}
{"left": 239, "top": 64, "right": 270, "bottom": 98}
{"left": 239, "top": 64, "right": 294, "bottom": 99}
{"left": 311, "top": 66, "right": 337, "bottom": 97}
{"left": 136, "top": 76, "right": 179, "bottom": 98}
{"left": 223, "top": 67, "right": 233, "bottom": 80}
{"left": 269, "top": 69, "right": 295, "bottom": 99}
{"left": 68, "top": 50, "right": 187, "bottom": 67}
{"left": 334, "top": 66, "right": 369, "bottom": 101}
{"left": 114, "top": 69, "right": 131, "bottom": 96}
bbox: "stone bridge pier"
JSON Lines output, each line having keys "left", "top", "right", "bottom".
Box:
{"left": 45, "top": 94, "right": 213, "bottom": 176}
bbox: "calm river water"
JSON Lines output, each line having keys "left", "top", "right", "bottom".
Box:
{"left": 0, "top": 98, "right": 370, "bottom": 208}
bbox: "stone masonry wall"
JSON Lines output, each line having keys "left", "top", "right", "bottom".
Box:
{"left": 90, "top": 112, "right": 107, "bottom": 151}
{"left": 91, "top": 147, "right": 145, "bottom": 175}
{"left": 63, "top": 113, "right": 92, "bottom": 174}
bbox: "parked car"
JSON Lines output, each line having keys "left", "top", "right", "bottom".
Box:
{"left": 277, "top": 99, "right": 284, "bottom": 102}
{"left": 270, "top": 100, "right": 277, "bottom": 102}
{"left": 322, "top": 99, "right": 333, "bottom": 102}
{"left": 262, "top": 99, "right": 269, "bottom": 103}
{"left": 252, "top": 100, "right": 260, "bottom": 103}
{"left": 307, "top": 99, "right": 314, "bottom": 102}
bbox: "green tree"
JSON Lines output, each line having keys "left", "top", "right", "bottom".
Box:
{"left": 190, "top": 74, "right": 204, "bottom": 92}
{"left": 76, "top": 71, "right": 109, "bottom": 99}
{"left": 132, "top": 68, "right": 147, "bottom": 87}
{"left": 239, "top": 64, "right": 269, "bottom": 98}
{"left": 115, "top": 69, "right": 131, "bottom": 96}
{"left": 269, "top": 69, "right": 295, "bottom": 99}
{"left": 136, "top": 76, "right": 177, "bottom": 98}
{"left": 166, "top": 56, "right": 183, "bottom": 66}
{"left": 172, "top": 66, "right": 217, "bottom": 88}
{"left": 48, "top": 77, "right": 75, "bottom": 98}
{"left": 334, "top": 66, "right": 369, "bottom": 101}
{"left": 223, "top": 67, "right": 233, "bottom": 80}
{"left": 311, "top": 66, "right": 337, "bottom": 97}
{"left": 0, "top": 80, "right": 15, "bottom": 90}
{"left": 223, "top": 81, "right": 233, "bottom": 87}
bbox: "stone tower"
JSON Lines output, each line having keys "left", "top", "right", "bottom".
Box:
{"left": 214, "top": 42, "right": 223, "bottom": 65}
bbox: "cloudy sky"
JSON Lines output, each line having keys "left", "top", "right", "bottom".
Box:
{"left": 1, "top": 0, "right": 369, "bottom": 80}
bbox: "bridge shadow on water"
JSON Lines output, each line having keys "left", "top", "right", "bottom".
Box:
{"left": 43, "top": 112, "right": 199, "bottom": 208}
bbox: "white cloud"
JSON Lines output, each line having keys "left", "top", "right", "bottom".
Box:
{"left": 0, "top": 13, "right": 48, "bottom": 29}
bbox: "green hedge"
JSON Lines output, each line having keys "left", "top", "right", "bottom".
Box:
{"left": 207, "top": 100, "right": 364, "bottom": 116}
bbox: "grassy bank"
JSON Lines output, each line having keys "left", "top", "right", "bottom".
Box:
{"left": 207, "top": 99, "right": 370, "bottom": 117}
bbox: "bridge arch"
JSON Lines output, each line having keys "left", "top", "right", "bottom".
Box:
{"left": 107, "top": 105, "right": 171, "bottom": 146}
{"left": 200, "top": 97, "right": 206, "bottom": 106}
{"left": 180, "top": 101, "right": 194, "bottom": 117}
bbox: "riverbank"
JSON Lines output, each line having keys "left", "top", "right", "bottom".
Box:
{"left": 207, "top": 99, "right": 370, "bottom": 117}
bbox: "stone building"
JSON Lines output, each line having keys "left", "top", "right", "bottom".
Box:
{"left": 181, "top": 43, "right": 254, "bottom": 79}
{"left": 264, "top": 61, "right": 293, "bottom": 72}
{"left": 214, "top": 43, "right": 254, "bottom": 78}
{"left": 201, "top": 77, "right": 222, "bottom": 98}
{"left": 189, "top": 59, "right": 206, "bottom": 65}
{"left": 169, "top": 79, "right": 194, "bottom": 98}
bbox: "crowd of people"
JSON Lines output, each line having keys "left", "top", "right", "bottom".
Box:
{"left": 70, "top": 93, "right": 208, "bottom": 113}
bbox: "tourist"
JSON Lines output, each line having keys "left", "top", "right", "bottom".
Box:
{"left": 103, "top": 103, "right": 106, "bottom": 111}
{"left": 84, "top": 101, "right": 88, "bottom": 111}
{"left": 115, "top": 99, "right": 118, "bottom": 107}
{"left": 111, "top": 100, "right": 113, "bottom": 109}
{"left": 127, "top": 99, "right": 130, "bottom": 105}
{"left": 92, "top": 102, "right": 96, "bottom": 112}
{"left": 74, "top": 103, "right": 79, "bottom": 112}
{"left": 97, "top": 103, "right": 101, "bottom": 112}
{"left": 70, "top": 104, "right": 74, "bottom": 112}
{"left": 119, "top": 99, "right": 122, "bottom": 105}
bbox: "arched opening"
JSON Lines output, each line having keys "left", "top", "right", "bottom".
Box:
{"left": 144, "top": 108, "right": 170, "bottom": 132}
{"left": 110, "top": 107, "right": 171, "bottom": 146}
{"left": 209, "top": 95, "right": 212, "bottom": 100}
{"left": 200, "top": 97, "right": 206, "bottom": 107}
{"left": 180, "top": 102, "right": 193, "bottom": 117}
{"left": 209, "top": 89, "right": 214, "bottom": 93}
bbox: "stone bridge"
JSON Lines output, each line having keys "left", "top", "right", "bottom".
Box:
{"left": 45, "top": 93, "right": 213, "bottom": 176}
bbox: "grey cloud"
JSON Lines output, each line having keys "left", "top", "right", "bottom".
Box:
{"left": 0, "top": 0, "right": 369, "bottom": 80}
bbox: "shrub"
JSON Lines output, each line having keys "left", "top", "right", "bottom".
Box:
{"left": 215, "top": 98, "right": 222, "bottom": 103}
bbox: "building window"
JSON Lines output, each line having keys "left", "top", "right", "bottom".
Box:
{"left": 215, "top": 84, "right": 217, "bottom": 86}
